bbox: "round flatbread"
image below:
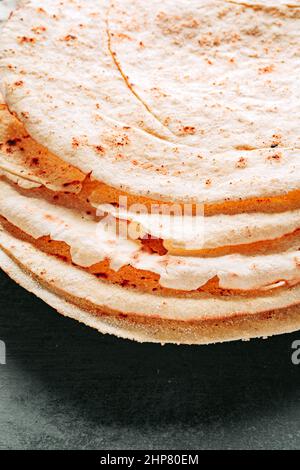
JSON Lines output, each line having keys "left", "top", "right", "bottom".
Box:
{"left": 0, "top": 0, "right": 299, "bottom": 204}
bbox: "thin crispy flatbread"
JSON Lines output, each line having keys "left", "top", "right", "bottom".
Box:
{"left": 97, "top": 203, "right": 300, "bottom": 252}
{"left": 1, "top": 0, "right": 299, "bottom": 204}
{"left": 0, "top": 180, "right": 299, "bottom": 292}
{"left": 1, "top": 226, "right": 300, "bottom": 344}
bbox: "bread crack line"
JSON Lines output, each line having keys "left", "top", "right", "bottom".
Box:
{"left": 224, "top": 0, "right": 300, "bottom": 10}
{"left": 106, "top": 8, "right": 178, "bottom": 143}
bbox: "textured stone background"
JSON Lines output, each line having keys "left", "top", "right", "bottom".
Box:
{"left": 0, "top": 270, "right": 299, "bottom": 450}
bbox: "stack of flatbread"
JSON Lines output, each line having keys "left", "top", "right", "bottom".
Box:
{"left": 0, "top": 0, "right": 299, "bottom": 344}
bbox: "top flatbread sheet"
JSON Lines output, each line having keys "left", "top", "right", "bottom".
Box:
{"left": 0, "top": 0, "right": 299, "bottom": 204}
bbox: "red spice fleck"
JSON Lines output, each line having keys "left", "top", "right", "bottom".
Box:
{"left": 31, "top": 26, "right": 47, "bottom": 34}
{"left": 6, "top": 138, "right": 21, "bottom": 146}
{"left": 236, "top": 157, "right": 247, "bottom": 168}
{"left": 95, "top": 145, "right": 105, "bottom": 154}
{"left": 45, "top": 214, "right": 55, "bottom": 221}
{"left": 115, "top": 135, "right": 130, "bottom": 146}
{"left": 62, "top": 34, "right": 77, "bottom": 41}
{"left": 271, "top": 134, "right": 282, "bottom": 148}
{"left": 180, "top": 126, "right": 196, "bottom": 135}
{"left": 259, "top": 64, "right": 275, "bottom": 74}
{"left": 267, "top": 153, "right": 282, "bottom": 162}
{"left": 72, "top": 138, "right": 80, "bottom": 148}
{"left": 18, "top": 36, "right": 36, "bottom": 44}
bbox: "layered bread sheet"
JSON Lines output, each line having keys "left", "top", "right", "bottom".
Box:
{"left": 1, "top": 0, "right": 300, "bottom": 204}
{"left": 1, "top": 230, "right": 300, "bottom": 344}
{"left": 0, "top": 179, "right": 299, "bottom": 294}
{"left": 1, "top": 226, "right": 300, "bottom": 323}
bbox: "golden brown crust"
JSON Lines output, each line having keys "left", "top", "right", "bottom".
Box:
{"left": 93, "top": 303, "right": 300, "bottom": 345}
{"left": 90, "top": 184, "right": 300, "bottom": 216}
{"left": 1, "top": 239, "right": 300, "bottom": 344}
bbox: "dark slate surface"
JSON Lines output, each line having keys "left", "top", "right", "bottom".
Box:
{"left": 0, "top": 269, "right": 299, "bottom": 450}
